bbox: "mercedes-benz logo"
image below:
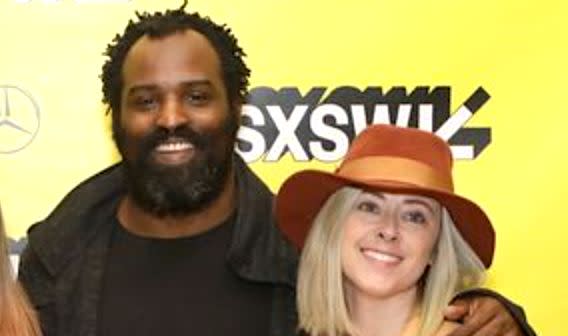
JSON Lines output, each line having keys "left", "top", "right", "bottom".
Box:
{"left": 0, "top": 85, "right": 40, "bottom": 154}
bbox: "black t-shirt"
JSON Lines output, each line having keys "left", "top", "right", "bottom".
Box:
{"left": 98, "top": 216, "right": 272, "bottom": 336}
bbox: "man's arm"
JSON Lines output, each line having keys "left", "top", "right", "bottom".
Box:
{"left": 18, "top": 244, "right": 57, "bottom": 336}
{"left": 445, "top": 289, "right": 537, "bottom": 336}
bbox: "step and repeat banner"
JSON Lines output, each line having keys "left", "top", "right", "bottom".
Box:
{"left": 1, "top": 0, "right": 566, "bottom": 334}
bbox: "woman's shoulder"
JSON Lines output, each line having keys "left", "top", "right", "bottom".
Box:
{"left": 434, "top": 320, "right": 461, "bottom": 336}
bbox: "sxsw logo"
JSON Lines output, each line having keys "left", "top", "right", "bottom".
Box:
{"left": 237, "top": 86, "right": 491, "bottom": 162}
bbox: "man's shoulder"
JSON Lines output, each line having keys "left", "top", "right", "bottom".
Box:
{"left": 231, "top": 155, "right": 299, "bottom": 287}
{"left": 33, "top": 163, "right": 124, "bottom": 229}
{"left": 26, "top": 163, "right": 124, "bottom": 264}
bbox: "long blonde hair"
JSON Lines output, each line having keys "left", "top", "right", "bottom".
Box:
{"left": 0, "top": 205, "right": 42, "bottom": 336}
{"left": 416, "top": 208, "right": 486, "bottom": 336}
{"left": 297, "top": 187, "right": 361, "bottom": 336}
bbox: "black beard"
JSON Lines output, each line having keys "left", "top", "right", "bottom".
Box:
{"left": 114, "top": 122, "right": 237, "bottom": 218}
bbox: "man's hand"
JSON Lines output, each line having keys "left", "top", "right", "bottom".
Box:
{"left": 444, "top": 296, "right": 523, "bottom": 336}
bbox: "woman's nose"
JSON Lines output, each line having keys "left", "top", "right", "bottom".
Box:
{"left": 376, "top": 216, "right": 399, "bottom": 242}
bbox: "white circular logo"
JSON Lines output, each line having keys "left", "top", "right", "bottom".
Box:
{"left": 0, "top": 85, "right": 41, "bottom": 154}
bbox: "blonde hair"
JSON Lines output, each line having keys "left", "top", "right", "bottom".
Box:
{"left": 418, "top": 208, "right": 486, "bottom": 336}
{"left": 0, "top": 206, "right": 42, "bottom": 336}
{"left": 297, "top": 187, "right": 361, "bottom": 336}
{"left": 296, "top": 188, "right": 486, "bottom": 336}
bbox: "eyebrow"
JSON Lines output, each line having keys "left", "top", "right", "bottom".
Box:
{"left": 404, "top": 199, "right": 437, "bottom": 215}
{"left": 367, "top": 191, "right": 437, "bottom": 214}
{"left": 366, "top": 191, "right": 386, "bottom": 200}
{"left": 126, "top": 79, "right": 214, "bottom": 95}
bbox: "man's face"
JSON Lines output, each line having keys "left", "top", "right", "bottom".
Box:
{"left": 114, "top": 30, "right": 239, "bottom": 217}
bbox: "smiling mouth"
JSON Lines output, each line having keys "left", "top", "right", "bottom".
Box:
{"left": 152, "top": 139, "right": 195, "bottom": 165}
{"left": 360, "top": 248, "right": 403, "bottom": 263}
{"left": 155, "top": 141, "right": 194, "bottom": 152}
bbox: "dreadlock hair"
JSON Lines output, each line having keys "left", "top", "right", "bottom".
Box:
{"left": 101, "top": 1, "right": 250, "bottom": 126}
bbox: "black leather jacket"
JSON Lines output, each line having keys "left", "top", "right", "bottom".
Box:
{"left": 18, "top": 155, "right": 536, "bottom": 336}
{"left": 19, "top": 156, "right": 299, "bottom": 336}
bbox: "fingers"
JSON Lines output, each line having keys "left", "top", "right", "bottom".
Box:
{"left": 444, "top": 299, "right": 470, "bottom": 321}
{"left": 446, "top": 296, "right": 523, "bottom": 336}
{"left": 467, "top": 297, "right": 522, "bottom": 336}
{"left": 447, "top": 313, "right": 495, "bottom": 336}
{"left": 464, "top": 314, "right": 521, "bottom": 336}
{"left": 469, "top": 315, "right": 501, "bottom": 336}
{"left": 492, "top": 307, "right": 523, "bottom": 336}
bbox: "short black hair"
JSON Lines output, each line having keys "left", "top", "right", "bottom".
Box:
{"left": 101, "top": 2, "right": 250, "bottom": 120}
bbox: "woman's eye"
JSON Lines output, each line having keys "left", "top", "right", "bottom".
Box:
{"left": 402, "top": 211, "right": 427, "bottom": 224}
{"left": 357, "top": 201, "right": 380, "bottom": 214}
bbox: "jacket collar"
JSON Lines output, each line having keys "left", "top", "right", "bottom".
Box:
{"left": 27, "top": 162, "right": 124, "bottom": 276}
{"left": 227, "top": 156, "right": 298, "bottom": 287}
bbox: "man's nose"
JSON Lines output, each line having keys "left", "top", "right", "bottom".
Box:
{"left": 155, "top": 96, "right": 189, "bottom": 130}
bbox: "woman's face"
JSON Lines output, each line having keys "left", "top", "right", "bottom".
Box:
{"left": 340, "top": 191, "right": 441, "bottom": 301}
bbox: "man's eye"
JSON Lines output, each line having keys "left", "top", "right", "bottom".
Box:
{"left": 402, "top": 211, "right": 427, "bottom": 224}
{"left": 132, "top": 96, "right": 157, "bottom": 109}
{"left": 186, "top": 91, "right": 210, "bottom": 104}
{"left": 356, "top": 201, "right": 380, "bottom": 214}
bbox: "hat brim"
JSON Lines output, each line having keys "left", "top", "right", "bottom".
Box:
{"left": 276, "top": 170, "right": 495, "bottom": 267}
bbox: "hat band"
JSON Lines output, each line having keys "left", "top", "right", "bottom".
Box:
{"left": 337, "top": 156, "right": 453, "bottom": 192}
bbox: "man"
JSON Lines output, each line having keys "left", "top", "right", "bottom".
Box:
{"left": 19, "top": 4, "right": 536, "bottom": 336}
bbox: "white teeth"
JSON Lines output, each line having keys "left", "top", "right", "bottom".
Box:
{"left": 362, "top": 249, "right": 401, "bottom": 263}
{"left": 155, "top": 142, "right": 193, "bottom": 152}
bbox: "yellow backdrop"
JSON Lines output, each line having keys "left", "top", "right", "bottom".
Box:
{"left": 1, "top": 0, "right": 566, "bottom": 334}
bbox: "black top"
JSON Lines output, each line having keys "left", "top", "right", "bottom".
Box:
{"left": 99, "top": 215, "right": 272, "bottom": 336}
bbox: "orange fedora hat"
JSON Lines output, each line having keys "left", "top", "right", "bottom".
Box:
{"left": 276, "top": 124, "right": 495, "bottom": 267}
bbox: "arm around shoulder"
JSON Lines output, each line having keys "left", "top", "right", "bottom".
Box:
{"left": 454, "top": 288, "right": 537, "bottom": 336}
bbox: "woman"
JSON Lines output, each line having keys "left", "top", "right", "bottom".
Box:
{"left": 0, "top": 205, "right": 42, "bottom": 336}
{"left": 276, "top": 125, "right": 494, "bottom": 336}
